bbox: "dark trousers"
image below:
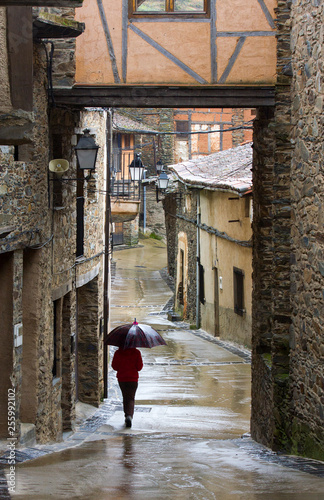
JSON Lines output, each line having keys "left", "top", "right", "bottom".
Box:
{"left": 118, "top": 381, "right": 138, "bottom": 418}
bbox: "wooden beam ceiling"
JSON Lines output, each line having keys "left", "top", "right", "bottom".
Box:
{"left": 54, "top": 85, "right": 275, "bottom": 109}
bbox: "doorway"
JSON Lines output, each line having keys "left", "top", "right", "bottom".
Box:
{"left": 112, "top": 222, "right": 124, "bottom": 246}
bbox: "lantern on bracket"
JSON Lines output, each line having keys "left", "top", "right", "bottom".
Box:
{"left": 129, "top": 153, "right": 145, "bottom": 181}
{"left": 156, "top": 159, "right": 163, "bottom": 175}
{"left": 75, "top": 129, "right": 99, "bottom": 179}
{"left": 156, "top": 171, "right": 169, "bottom": 203}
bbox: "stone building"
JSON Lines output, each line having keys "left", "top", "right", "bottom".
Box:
{"left": 166, "top": 142, "right": 253, "bottom": 347}
{"left": 0, "top": 2, "right": 106, "bottom": 446}
{"left": 250, "top": 0, "right": 324, "bottom": 460}
{"left": 117, "top": 107, "right": 254, "bottom": 240}
{"left": 173, "top": 108, "right": 254, "bottom": 163}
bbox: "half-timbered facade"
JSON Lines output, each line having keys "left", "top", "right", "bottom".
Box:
{"left": 75, "top": 0, "right": 276, "bottom": 86}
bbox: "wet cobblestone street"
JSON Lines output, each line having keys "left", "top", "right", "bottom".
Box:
{"left": 2, "top": 238, "right": 324, "bottom": 499}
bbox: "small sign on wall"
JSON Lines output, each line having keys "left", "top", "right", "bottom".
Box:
{"left": 14, "top": 323, "right": 23, "bottom": 348}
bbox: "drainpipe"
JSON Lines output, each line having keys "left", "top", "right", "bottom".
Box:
{"left": 143, "top": 170, "right": 146, "bottom": 232}
{"left": 103, "top": 108, "right": 112, "bottom": 399}
{"left": 196, "top": 191, "right": 201, "bottom": 329}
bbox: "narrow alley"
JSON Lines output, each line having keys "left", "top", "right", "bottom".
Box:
{"left": 5, "top": 238, "right": 324, "bottom": 499}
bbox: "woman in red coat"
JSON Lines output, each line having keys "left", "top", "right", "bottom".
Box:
{"left": 112, "top": 347, "right": 143, "bottom": 428}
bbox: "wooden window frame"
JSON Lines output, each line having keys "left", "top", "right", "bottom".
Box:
{"left": 129, "top": 0, "right": 210, "bottom": 18}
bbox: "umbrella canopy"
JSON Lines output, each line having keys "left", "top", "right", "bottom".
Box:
{"left": 104, "top": 320, "right": 167, "bottom": 349}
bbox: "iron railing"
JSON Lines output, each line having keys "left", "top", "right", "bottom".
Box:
{"left": 110, "top": 149, "right": 142, "bottom": 200}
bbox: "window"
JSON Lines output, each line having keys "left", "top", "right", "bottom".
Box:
{"left": 130, "top": 0, "right": 209, "bottom": 17}
{"left": 176, "top": 120, "right": 189, "bottom": 138}
{"left": 123, "top": 134, "right": 134, "bottom": 150}
{"left": 199, "top": 262, "right": 205, "bottom": 305}
{"left": 233, "top": 267, "right": 245, "bottom": 316}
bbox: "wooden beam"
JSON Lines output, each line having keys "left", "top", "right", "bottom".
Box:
{"left": 53, "top": 85, "right": 275, "bottom": 108}
{"left": 7, "top": 6, "right": 33, "bottom": 112}
{"left": 0, "top": 1, "right": 83, "bottom": 6}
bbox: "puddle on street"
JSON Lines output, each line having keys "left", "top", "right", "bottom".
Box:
{"left": 12, "top": 437, "right": 324, "bottom": 499}
{"left": 10, "top": 239, "right": 324, "bottom": 499}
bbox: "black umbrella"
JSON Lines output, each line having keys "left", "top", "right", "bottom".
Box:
{"left": 104, "top": 320, "right": 167, "bottom": 349}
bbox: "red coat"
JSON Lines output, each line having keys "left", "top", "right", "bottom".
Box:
{"left": 111, "top": 348, "right": 143, "bottom": 382}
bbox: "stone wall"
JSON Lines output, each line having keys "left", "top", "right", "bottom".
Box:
{"left": 0, "top": 42, "right": 56, "bottom": 443}
{"left": 0, "top": 10, "right": 105, "bottom": 444}
{"left": 165, "top": 184, "right": 198, "bottom": 324}
{"left": 0, "top": 40, "right": 51, "bottom": 253}
{"left": 123, "top": 215, "right": 139, "bottom": 246}
{"left": 251, "top": 0, "right": 324, "bottom": 460}
{"left": 251, "top": 106, "right": 276, "bottom": 447}
{"left": 34, "top": 6, "right": 77, "bottom": 88}
{"left": 251, "top": 0, "right": 294, "bottom": 454}
{"left": 145, "top": 185, "right": 166, "bottom": 239}
{"left": 163, "top": 193, "right": 177, "bottom": 279}
{"left": 0, "top": 8, "right": 11, "bottom": 112}
{"left": 289, "top": 0, "right": 324, "bottom": 460}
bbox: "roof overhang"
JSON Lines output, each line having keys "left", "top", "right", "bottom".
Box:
{"left": 0, "top": 109, "right": 34, "bottom": 145}
{"left": 53, "top": 85, "right": 275, "bottom": 109}
{"left": 0, "top": 1, "right": 83, "bottom": 6}
{"left": 33, "top": 13, "right": 85, "bottom": 39}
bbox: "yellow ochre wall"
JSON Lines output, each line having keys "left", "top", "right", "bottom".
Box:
{"left": 200, "top": 190, "right": 252, "bottom": 347}
{"left": 75, "top": 0, "right": 276, "bottom": 85}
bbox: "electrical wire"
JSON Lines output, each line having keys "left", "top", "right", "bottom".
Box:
{"left": 111, "top": 124, "right": 253, "bottom": 136}
{"left": 53, "top": 249, "right": 111, "bottom": 276}
{"left": 28, "top": 234, "right": 54, "bottom": 249}
{"left": 165, "top": 210, "right": 252, "bottom": 248}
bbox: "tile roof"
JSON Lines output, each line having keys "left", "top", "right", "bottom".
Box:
{"left": 112, "top": 112, "right": 159, "bottom": 134}
{"left": 168, "top": 142, "right": 253, "bottom": 194}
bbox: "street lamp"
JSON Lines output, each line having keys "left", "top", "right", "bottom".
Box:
{"left": 129, "top": 153, "right": 145, "bottom": 181}
{"left": 156, "top": 171, "right": 169, "bottom": 203}
{"left": 75, "top": 129, "right": 99, "bottom": 178}
{"left": 156, "top": 159, "right": 163, "bottom": 175}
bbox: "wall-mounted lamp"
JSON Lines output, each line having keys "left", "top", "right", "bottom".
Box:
{"left": 156, "top": 171, "right": 169, "bottom": 203}
{"left": 129, "top": 153, "right": 145, "bottom": 181}
{"left": 156, "top": 159, "right": 163, "bottom": 175}
{"left": 75, "top": 129, "right": 99, "bottom": 179}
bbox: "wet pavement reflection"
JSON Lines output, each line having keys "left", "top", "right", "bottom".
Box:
{"left": 11, "top": 238, "right": 324, "bottom": 499}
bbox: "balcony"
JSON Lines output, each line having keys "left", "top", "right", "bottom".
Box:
{"left": 110, "top": 149, "right": 142, "bottom": 224}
